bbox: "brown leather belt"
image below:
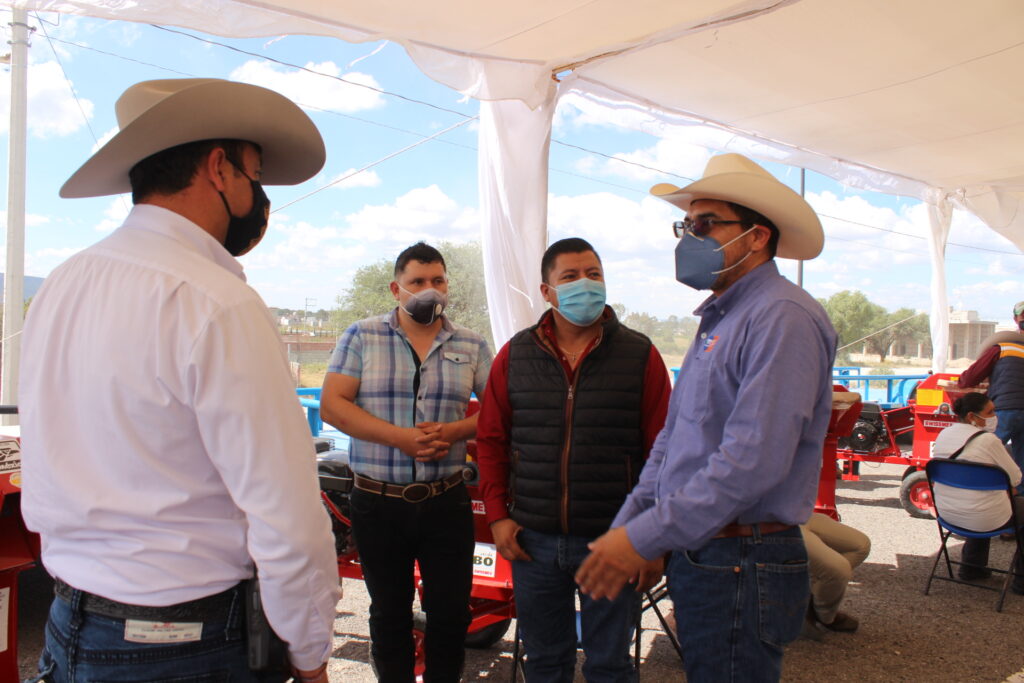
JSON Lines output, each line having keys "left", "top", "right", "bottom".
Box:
{"left": 713, "top": 522, "right": 795, "bottom": 539}
{"left": 54, "top": 577, "right": 241, "bottom": 621}
{"left": 353, "top": 470, "right": 466, "bottom": 503}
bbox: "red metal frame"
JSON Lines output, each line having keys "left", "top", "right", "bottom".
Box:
{"left": 828, "top": 373, "right": 970, "bottom": 517}
{"left": 0, "top": 434, "right": 40, "bottom": 681}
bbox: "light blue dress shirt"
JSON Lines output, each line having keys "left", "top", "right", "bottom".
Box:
{"left": 614, "top": 261, "right": 837, "bottom": 559}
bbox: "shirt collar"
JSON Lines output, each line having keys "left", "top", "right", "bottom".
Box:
{"left": 123, "top": 204, "right": 245, "bottom": 281}
{"left": 386, "top": 307, "right": 454, "bottom": 343}
{"left": 694, "top": 260, "right": 780, "bottom": 317}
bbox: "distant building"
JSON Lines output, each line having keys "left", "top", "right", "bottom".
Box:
{"left": 851, "top": 308, "right": 995, "bottom": 364}
{"left": 948, "top": 309, "right": 996, "bottom": 362}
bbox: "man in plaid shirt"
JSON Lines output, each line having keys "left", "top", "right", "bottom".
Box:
{"left": 321, "top": 242, "right": 492, "bottom": 682}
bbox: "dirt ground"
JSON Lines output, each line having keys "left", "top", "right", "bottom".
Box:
{"left": 17, "top": 462, "right": 1024, "bottom": 681}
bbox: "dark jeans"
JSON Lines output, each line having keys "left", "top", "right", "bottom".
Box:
{"left": 350, "top": 483, "right": 475, "bottom": 683}
{"left": 30, "top": 585, "right": 282, "bottom": 682}
{"left": 960, "top": 495, "right": 1024, "bottom": 588}
{"left": 666, "top": 527, "right": 808, "bottom": 683}
{"left": 997, "top": 409, "right": 1024, "bottom": 492}
{"left": 511, "top": 528, "right": 639, "bottom": 683}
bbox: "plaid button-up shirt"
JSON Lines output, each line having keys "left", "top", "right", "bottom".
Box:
{"left": 327, "top": 309, "right": 493, "bottom": 483}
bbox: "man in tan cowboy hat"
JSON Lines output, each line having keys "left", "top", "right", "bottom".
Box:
{"left": 577, "top": 153, "right": 837, "bottom": 681}
{"left": 20, "top": 79, "right": 340, "bottom": 682}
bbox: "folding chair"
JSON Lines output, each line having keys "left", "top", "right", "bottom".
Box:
{"left": 508, "top": 583, "right": 683, "bottom": 681}
{"left": 923, "top": 458, "right": 1024, "bottom": 611}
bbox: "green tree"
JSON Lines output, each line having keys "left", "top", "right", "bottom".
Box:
{"left": 623, "top": 311, "right": 658, "bottom": 337}
{"left": 819, "top": 290, "right": 885, "bottom": 360}
{"left": 331, "top": 241, "right": 494, "bottom": 349}
{"left": 864, "top": 308, "right": 929, "bottom": 363}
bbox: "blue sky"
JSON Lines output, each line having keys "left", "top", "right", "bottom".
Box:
{"left": 2, "top": 12, "right": 1023, "bottom": 327}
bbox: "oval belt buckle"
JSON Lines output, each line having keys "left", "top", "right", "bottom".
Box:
{"left": 402, "top": 482, "right": 431, "bottom": 503}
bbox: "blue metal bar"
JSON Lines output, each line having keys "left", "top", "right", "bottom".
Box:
{"left": 298, "top": 396, "right": 322, "bottom": 437}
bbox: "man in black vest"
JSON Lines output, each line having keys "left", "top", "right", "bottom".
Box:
{"left": 477, "top": 237, "right": 671, "bottom": 682}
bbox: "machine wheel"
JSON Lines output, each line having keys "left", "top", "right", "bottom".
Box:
{"left": 464, "top": 618, "right": 512, "bottom": 649}
{"left": 899, "top": 470, "right": 935, "bottom": 518}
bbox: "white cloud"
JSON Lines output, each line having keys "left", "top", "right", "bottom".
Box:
{"left": 330, "top": 168, "right": 382, "bottom": 189}
{"left": 94, "top": 197, "right": 132, "bottom": 233}
{"left": 91, "top": 126, "right": 118, "bottom": 153}
{"left": 25, "top": 246, "right": 84, "bottom": 276}
{"left": 0, "top": 210, "right": 51, "bottom": 228}
{"left": 0, "top": 61, "right": 93, "bottom": 138}
{"left": 229, "top": 60, "right": 385, "bottom": 113}
{"left": 573, "top": 137, "right": 710, "bottom": 183}
{"left": 342, "top": 185, "right": 478, "bottom": 245}
{"left": 243, "top": 186, "right": 480, "bottom": 307}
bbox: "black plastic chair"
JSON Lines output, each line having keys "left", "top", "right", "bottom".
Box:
{"left": 923, "top": 459, "right": 1024, "bottom": 611}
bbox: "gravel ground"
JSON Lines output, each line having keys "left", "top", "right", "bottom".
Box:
{"left": 18, "top": 462, "right": 1024, "bottom": 681}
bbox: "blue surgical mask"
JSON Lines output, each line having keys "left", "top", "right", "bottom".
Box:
{"left": 674, "top": 226, "right": 756, "bottom": 290}
{"left": 552, "top": 278, "right": 606, "bottom": 327}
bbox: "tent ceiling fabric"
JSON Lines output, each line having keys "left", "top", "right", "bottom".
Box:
{"left": 20, "top": 0, "right": 1024, "bottom": 241}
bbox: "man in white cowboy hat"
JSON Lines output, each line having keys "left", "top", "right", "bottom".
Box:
{"left": 576, "top": 153, "right": 837, "bottom": 681}
{"left": 20, "top": 79, "right": 340, "bottom": 682}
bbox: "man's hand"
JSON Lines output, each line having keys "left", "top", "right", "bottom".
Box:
{"left": 575, "top": 526, "right": 648, "bottom": 601}
{"left": 634, "top": 556, "right": 665, "bottom": 593}
{"left": 491, "top": 518, "right": 532, "bottom": 561}
{"left": 414, "top": 421, "right": 454, "bottom": 461}
{"left": 293, "top": 663, "right": 329, "bottom": 683}
{"left": 393, "top": 426, "right": 445, "bottom": 462}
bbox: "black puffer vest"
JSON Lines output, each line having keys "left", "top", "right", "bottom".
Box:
{"left": 507, "top": 310, "right": 651, "bottom": 537}
{"left": 990, "top": 340, "right": 1024, "bottom": 411}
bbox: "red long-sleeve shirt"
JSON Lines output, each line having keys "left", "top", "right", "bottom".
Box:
{"left": 475, "top": 314, "right": 672, "bottom": 526}
{"left": 959, "top": 344, "right": 999, "bottom": 388}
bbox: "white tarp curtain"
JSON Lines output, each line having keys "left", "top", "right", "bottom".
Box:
{"left": 477, "top": 96, "right": 557, "bottom": 343}
{"left": 13, "top": 0, "right": 1024, "bottom": 364}
{"left": 926, "top": 198, "right": 953, "bottom": 373}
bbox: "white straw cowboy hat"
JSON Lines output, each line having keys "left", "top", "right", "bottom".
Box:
{"left": 60, "top": 78, "right": 326, "bottom": 198}
{"left": 650, "top": 153, "right": 824, "bottom": 260}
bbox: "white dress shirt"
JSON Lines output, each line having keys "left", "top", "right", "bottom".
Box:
{"left": 932, "top": 422, "right": 1022, "bottom": 530}
{"left": 20, "top": 204, "right": 341, "bottom": 670}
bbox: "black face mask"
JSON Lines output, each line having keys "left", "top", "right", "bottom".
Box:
{"left": 219, "top": 161, "right": 270, "bottom": 257}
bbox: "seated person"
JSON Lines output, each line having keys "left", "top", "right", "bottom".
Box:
{"left": 801, "top": 513, "right": 870, "bottom": 634}
{"left": 932, "top": 392, "right": 1024, "bottom": 589}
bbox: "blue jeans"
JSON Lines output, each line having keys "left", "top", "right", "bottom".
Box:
{"left": 666, "top": 527, "right": 808, "bottom": 683}
{"left": 31, "top": 586, "right": 284, "bottom": 682}
{"left": 511, "top": 528, "right": 639, "bottom": 683}
{"left": 996, "top": 409, "right": 1024, "bottom": 491}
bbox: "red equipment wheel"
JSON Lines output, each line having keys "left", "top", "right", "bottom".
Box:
{"left": 899, "top": 470, "right": 934, "bottom": 518}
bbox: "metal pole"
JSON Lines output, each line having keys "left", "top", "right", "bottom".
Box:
{"left": 2, "top": 9, "right": 31, "bottom": 424}
{"left": 797, "top": 167, "right": 805, "bottom": 288}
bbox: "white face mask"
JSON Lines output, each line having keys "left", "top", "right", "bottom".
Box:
{"left": 982, "top": 415, "right": 999, "bottom": 433}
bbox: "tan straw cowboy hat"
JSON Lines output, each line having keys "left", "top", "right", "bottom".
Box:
{"left": 61, "top": 78, "right": 325, "bottom": 198}
{"left": 651, "top": 153, "right": 824, "bottom": 260}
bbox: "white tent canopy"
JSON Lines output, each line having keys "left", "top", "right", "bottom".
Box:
{"left": 15, "top": 0, "right": 1024, "bottom": 367}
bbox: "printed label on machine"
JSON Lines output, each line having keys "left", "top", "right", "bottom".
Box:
{"left": 472, "top": 543, "right": 497, "bottom": 577}
{"left": 0, "top": 440, "right": 20, "bottom": 474}
{"left": 0, "top": 587, "right": 9, "bottom": 653}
